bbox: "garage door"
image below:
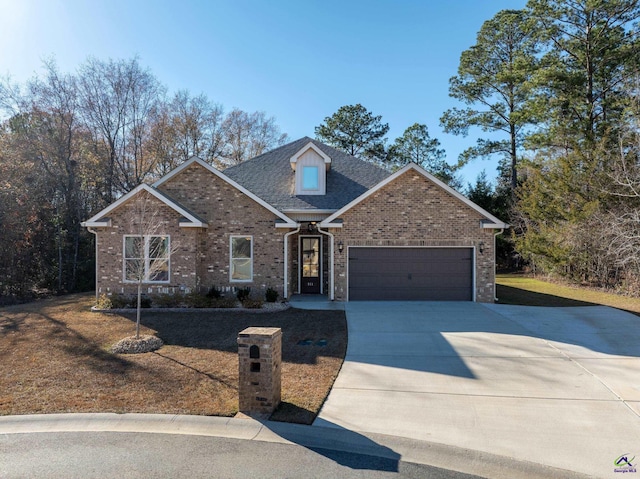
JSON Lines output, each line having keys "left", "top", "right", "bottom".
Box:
{"left": 348, "top": 247, "right": 473, "bottom": 301}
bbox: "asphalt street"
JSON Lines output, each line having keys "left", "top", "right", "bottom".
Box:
{"left": 0, "top": 431, "right": 484, "bottom": 479}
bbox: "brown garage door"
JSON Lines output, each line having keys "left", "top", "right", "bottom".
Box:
{"left": 348, "top": 247, "right": 473, "bottom": 301}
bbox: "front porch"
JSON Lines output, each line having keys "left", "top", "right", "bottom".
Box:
{"left": 286, "top": 227, "right": 335, "bottom": 299}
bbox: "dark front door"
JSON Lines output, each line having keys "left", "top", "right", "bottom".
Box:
{"left": 301, "top": 237, "right": 321, "bottom": 294}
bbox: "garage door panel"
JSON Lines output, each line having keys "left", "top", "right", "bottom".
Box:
{"left": 348, "top": 247, "right": 473, "bottom": 301}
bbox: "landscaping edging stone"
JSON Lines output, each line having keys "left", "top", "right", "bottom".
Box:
{"left": 91, "top": 302, "right": 291, "bottom": 314}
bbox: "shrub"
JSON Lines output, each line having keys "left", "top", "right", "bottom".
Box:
{"left": 265, "top": 287, "right": 278, "bottom": 303}
{"left": 140, "top": 297, "right": 152, "bottom": 308}
{"left": 242, "top": 298, "right": 264, "bottom": 309}
{"left": 95, "top": 293, "right": 113, "bottom": 310}
{"left": 110, "top": 294, "right": 133, "bottom": 309}
{"left": 152, "top": 293, "right": 184, "bottom": 308}
{"left": 206, "top": 286, "right": 222, "bottom": 299}
{"left": 184, "top": 292, "right": 212, "bottom": 308}
{"left": 211, "top": 297, "right": 239, "bottom": 308}
{"left": 236, "top": 287, "right": 251, "bottom": 302}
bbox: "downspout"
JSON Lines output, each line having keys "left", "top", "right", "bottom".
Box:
{"left": 494, "top": 229, "right": 504, "bottom": 302}
{"left": 283, "top": 225, "right": 300, "bottom": 300}
{"left": 316, "top": 226, "right": 334, "bottom": 301}
{"left": 87, "top": 227, "right": 98, "bottom": 301}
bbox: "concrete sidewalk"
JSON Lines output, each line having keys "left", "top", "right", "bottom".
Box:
{"left": 314, "top": 301, "right": 640, "bottom": 478}
{"left": 0, "top": 413, "right": 589, "bottom": 479}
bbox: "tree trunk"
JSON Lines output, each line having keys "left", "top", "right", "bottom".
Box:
{"left": 136, "top": 281, "right": 142, "bottom": 339}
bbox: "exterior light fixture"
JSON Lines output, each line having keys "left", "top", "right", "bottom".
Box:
{"left": 338, "top": 241, "right": 344, "bottom": 253}
{"left": 478, "top": 241, "right": 485, "bottom": 254}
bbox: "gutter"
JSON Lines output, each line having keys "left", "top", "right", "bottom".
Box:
{"left": 86, "top": 227, "right": 98, "bottom": 301}
{"left": 494, "top": 229, "right": 504, "bottom": 302}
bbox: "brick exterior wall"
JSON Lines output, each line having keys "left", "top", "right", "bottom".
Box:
{"left": 329, "top": 170, "right": 497, "bottom": 302}
{"left": 91, "top": 163, "right": 499, "bottom": 303}
{"left": 94, "top": 195, "right": 199, "bottom": 297}
{"left": 157, "top": 163, "right": 285, "bottom": 298}
{"left": 93, "top": 163, "right": 287, "bottom": 299}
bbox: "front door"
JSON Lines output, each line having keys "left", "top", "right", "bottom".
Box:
{"left": 300, "top": 237, "right": 321, "bottom": 294}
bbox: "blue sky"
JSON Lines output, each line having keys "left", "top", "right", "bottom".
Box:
{"left": 1, "top": 0, "right": 527, "bottom": 186}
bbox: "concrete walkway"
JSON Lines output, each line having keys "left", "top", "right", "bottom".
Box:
{"left": 289, "top": 294, "right": 345, "bottom": 310}
{"left": 314, "top": 301, "right": 640, "bottom": 478}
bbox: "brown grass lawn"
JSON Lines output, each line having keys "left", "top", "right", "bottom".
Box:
{"left": 0, "top": 293, "right": 347, "bottom": 424}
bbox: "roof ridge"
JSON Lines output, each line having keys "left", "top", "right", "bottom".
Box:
{"left": 224, "top": 137, "right": 313, "bottom": 172}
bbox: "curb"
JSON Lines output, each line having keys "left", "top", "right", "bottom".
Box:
{"left": 0, "top": 413, "right": 591, "bottom": 479}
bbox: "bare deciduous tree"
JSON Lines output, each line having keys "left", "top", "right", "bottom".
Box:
{"left": 123, "top": 189, "right": 180, "bottom": 338}
{"left": 78, "top": 56, "right": 166, "bottom": 202}
{"left": 222, "top": 109, "right": 288, "bottom": 165}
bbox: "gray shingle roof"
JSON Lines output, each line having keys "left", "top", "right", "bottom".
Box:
{"left": 223, "top": 137, "right": 391, "bottom": 211}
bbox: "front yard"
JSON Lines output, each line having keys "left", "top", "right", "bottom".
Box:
{"left": 0, "top": 293, "right": 347, "bottom": 424}
{"left": 496, "top": 273, "right": 640, "bottom": 315}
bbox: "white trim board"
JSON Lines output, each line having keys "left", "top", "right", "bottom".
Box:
{"left": 152, "top": 156, "right": 297, "bottom": 227}
{"left": 321, "top": 163, "right": 509, "bottom": 229}
{"left": 82, "top": 184, "right": 208, "bottom": 228}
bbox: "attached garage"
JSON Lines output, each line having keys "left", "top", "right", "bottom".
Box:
{"left": 348, "top": 247, "right": 474, "bottom": 301}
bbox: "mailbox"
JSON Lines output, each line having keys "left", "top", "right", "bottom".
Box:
{"left": 237, "top": 327, "right": 282, "bottom": 415}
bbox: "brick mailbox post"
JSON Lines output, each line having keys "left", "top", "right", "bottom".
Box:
{"left": 237, "top": 327, "right": 282, "bottom": 415}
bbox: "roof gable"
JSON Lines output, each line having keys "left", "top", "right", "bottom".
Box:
{"left": 224, "top": 137, "right": 390, "bottom": 211}
{"left": 321, "top": 163, "right": 509, "bottom": 229}
{"left": 153, "top": 156, "right": 297, "bottom": 226}
{"left": 81, "top": 184, "right": 208, "bottom": 228}
{"left": 289, "top": 141, "right": 332, "bottom": 171}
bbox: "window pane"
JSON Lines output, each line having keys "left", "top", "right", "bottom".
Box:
{"left": 302, "top": 238, "right": 319, "bottom": 277}
{"left": 230, "top": 236, "right": 252, "bottom": 281}
{"left": 149, "top": 236, "right": 168, "bottom": 259}
{"left": 231, "top": 258, "right": 251, "bottom": 280}
{"left": 302, "top": 166, "right": 318, "bottom": 190}
{"left": 149, "top": 260, "right": 169, "bottom": 282}
{"left": 125, "top": 258, "right": 142, "bottom": 281}
{"left": 125, "top": 236, "right": 142, "bottom": 259}
{"left": 232, "top": 237, "right": 251, "bottom": 258}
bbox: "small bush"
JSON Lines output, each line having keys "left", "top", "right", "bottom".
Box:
{"left": 95, "top": 294, "right": 113, "bottom": 310}
{"left": 236, "top": 287, "right": 251, "bottom": 302}
{"left": 206, "top": 286, "right": 222, "bottom": 299}
{"left": 242, "top": 298, "right": 264, "bottom": 309}
{"left": 110, "top": 294, "right": 133, "bottom": 309}
{"left": 265, "top": 287, "right": 278, "bottom": 303}
{"left": 140, "top": 297, "right": 152, "bottom": 308}
{"left": 152, "top": 293, "right": 184, "bottom": 308}
{"left": 184, "top": 292, "right": 214, "bottom": 308}
{"left": 211, "top": 297, "right": 239, "bottom": 308}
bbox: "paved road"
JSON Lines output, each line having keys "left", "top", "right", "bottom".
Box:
{"left": 0, "top": 413, "right": 580, "bottom": 479}
{"left": 314, "top": 302, "right": 640, "bottom": 479}
{"left": 0, "top": 431, "right": 483, "bottom": 479}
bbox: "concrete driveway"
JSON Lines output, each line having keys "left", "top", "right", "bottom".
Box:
{"left": 313, "top": 302, "right": 640, "bottom": 478}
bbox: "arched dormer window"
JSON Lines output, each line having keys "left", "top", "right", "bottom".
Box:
{"left": 290, "top": 142, "right": 331, "bottom": 196}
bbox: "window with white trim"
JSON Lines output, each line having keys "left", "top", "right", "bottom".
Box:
{"left": 124, "top": 235, "right": 170, "bottom": 283}
{"left": 293, "top": 147, "right": 328, "bottom": 195}
{"left": 302, "top": 166, "right": 319, "bottom": 190}
{"left": 230, "top": 236, "right": 253, "bottom": 282}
